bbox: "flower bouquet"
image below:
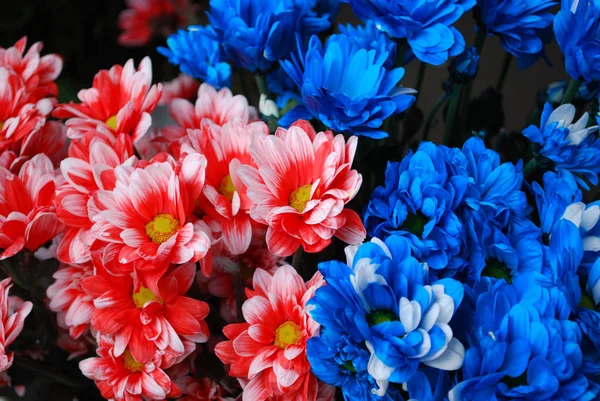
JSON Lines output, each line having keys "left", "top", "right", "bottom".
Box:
{"left": 0, "top": 0, "right": 600, "bottom": 400}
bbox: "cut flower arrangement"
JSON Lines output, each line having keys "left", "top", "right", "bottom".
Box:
{"left": 1, "top": 0, "right": 600, "bottom": 400}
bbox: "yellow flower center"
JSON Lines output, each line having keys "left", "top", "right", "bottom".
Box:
{"left": 123, "top": 349, "right": 144, "bottom": 373}
{"left": 145, "top": 214, "right": 180, "bottom": 244}
{"left": 105, "top": 115, "right": 118, "bottom": 130}
{"left": 0, "top": 121, "right": 4, "bottom": 130}
{"left": 218, "top": 174, "right": 236, "bottom": 201}
{"left": 273, "top": 321, "right": 302, "bottom": 349}
{"left": 131, "top": 286, "right": 163, "bottom": 308}
{"left": 289, "top": 184, "right": 313, "bottom": 213}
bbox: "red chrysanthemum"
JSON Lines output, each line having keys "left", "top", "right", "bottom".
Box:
{"left": 88, "top": 154, "right": 212, "bottom": 273}
{"left": 54, "top": 133, "right": 135, "bottom": 264}
{"left": 46, "top": 262, "right": 94, "bottom": 339}
{"left": 0, "top": 36, "right": 63, "bottom": 101}
{"left": 215, "top": 265, "right": 331, "bottom": 401}
{"left": 80, "top": 333, "right": 181, "bottom": 401}
{"left": 159, "top": 73, "right": 200, "bottom": 105}
{"left": 118, "top": 0, "right": 192, "bottom": 47}
{"left": 0, "top": 154, "right": 63, "bottom": 259}
{"left": 53, "top": 57, "right": 162, "bottom": 143}
{"left": 237, "top": 121, "right": 366, "bottom": 257}
{"left": 82, "top": 263, "right": 209, "bottom": 364}
{"left": 0, "top": 278, "right": 32, "bottom": 372}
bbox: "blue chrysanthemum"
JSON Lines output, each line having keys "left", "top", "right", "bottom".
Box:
{"left": 207, "top": 0, "right": 330, "bottom": 72}
{"left": 364, "top": 142, "right": 469, "bottom": 271}
{"left": 347, "top": 0, "right": 475, "bottom": 65}
{"left": 522, "top": 103, "right": 600, "bottom": 189}
{"left": 449, "top": 46, "right": 480, "bottom": 83}
{"left": 279, "top": 32, "right": 416, "bottom": 138}
{"left": 477, "top": 0, "right": 555, "bottom": 65}
{"left": 558, "top": 201, "right": 600, "bottom": 269}
{"left": 555, "top": 0, "right": 600, "bottom": 82}
{"left": 338, "top": 20, "right": 398, "bottom": 68}
{"left": 450, "top": 273, "right": 600, "bottom": 401}
{"left": 158, "top": 26, "right": 232, "bottom": 89}
{"left": 307, "top": 236, "right": 465, "bottom": 397}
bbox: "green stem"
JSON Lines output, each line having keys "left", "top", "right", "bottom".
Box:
{"left": 14, "top": 357, "right": 87, "bottom": 388}
{"left": 233, "top": 272, "right": 245, "bottom": 323}
{"left": 523, "top": 158, "right": 538, "bottom": 177}
{"left": 423, "top": 93, "right": 449, "bottom": 141}
{"left": 238, "top": 68, "right": 249, "bottom": 98}
{"left": 415, "top": 62, "right": 427, "bottom": 103}
{"left": 496, "top": 53, "right": 513, "bottom": 93}
{"left": 474, "top": 29, "right": 487, "bottom": 57}
{"left": 444, "top": 84, "right": 463, "bottom": 145}
{"left": 561, "top": 78, "right": 581, "bottom": 105}
{"left": 396, "top": 39, "right": 407, "bottom": 68}
{"left": 255, "top": 73, "right": 269, "bottom": 99}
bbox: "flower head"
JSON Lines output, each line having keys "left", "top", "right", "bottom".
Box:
{"left": 477, "top": 0, "right": 555, "bottom": 64}
{"left": 80, "top": 334, "right": 181, "bottom": 401}
{"left": 82, "top": 263, "right": 209, "bottom": 365}
{"left": 215, "top": 265, "right": 332, "bottom": 401}
{"left": 0, "top": 154, "right": 63, "bottom": 259}
{"left": 0, "top": 278, "right": 32, "bottom": 372}
{"left": 118, "top": 0, "right": 191, "bottom": 47}
{"left": 364, "top": 141, "right": 469, "bottom": 272}
{"left": 555, "top": 0, "right": 600, "bottom": 82}
{"left": 348, "top": 0, "right": 475, "bottom": 65}
{"left": 53, "top": 57, "right": 162, "bottom": 143}
{"left": 238, "top": 122, "right": 365, "bottom": 257}
{"left": 280, "top": 33, "right": 416, "bottom": 138}
{"left": 449, "top": 46, "right": 480, "bottom": 83}
{"left": 450, "top": 273, "right": 600, "bottom": 401}
{"left": 159, "top": 74, "right": 200, "bottom": 106}
{"left": 208, "top": 0, "right": 331, "bottom": 72}
{"left": 89, "top": 155, "right": 212, "bottom": 271}
{"left": 523, "top": 103, "right": 600, "bottom": 188}
{"left": 308, "top": 236, "right": 465, "bottom": 396}
{"left": 46, "top": 263, "right": 94, "bottom": 339}
{"left": 159, "top": 25, "right": 232, "bottom": 89}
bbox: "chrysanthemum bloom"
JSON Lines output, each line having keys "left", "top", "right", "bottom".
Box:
{"left": 46, "top": 262, "right": 94, "bottom": 339}
{"left": 161, "top": 83, "right": 258, "bottom": 148}
{"left": 280, "top": 33, "right": 416, "bottom": 138}
{"left": 80, "top": 333, "right": 181, "bottom": 401}
{"left": 477, "top": 0, "right": 554, "bottom": 66}
{"left": 185, "top": 120, "right": 269, "bottom": 255}
{"left": 523, "top": 103, "right": 600, "bottom": 188}
{"left": 53, "top": 57, "right": 162, "bottom": 143}
{"left": 0, "top": 154, "right": 63, "bottom": 259}
{"left": 348, "top": 0, "right": 474, "bottom": 65}
{"left": 0, "top": 67, "right": 54, "bottom": 152}
{"left": 215, "top": 265, "right": 333, "bottom": 401}
{"left": 159, "top": 74, "right": 200, "bottom": 105}
{"left": 208, "top": 0, "right": 330, "bottom": 72}
{"left": 55, "top": 134, "right": 135, "bottom": 264}
{"left": 0, "top": 36, "right": 62, "bottom": 100}
{"left": 16, "top": 121, "right": 67, "bottom": 169}
{"left": 0, "top": 278, "right": 32, "bottom": 372}
{"left": 555, "top": 0, "right": 600, "bottom": 82}
{"left": 159, "top": 25, "right": 232, "bottom": 89}
{"left": 559, "top": 201, "right": 600, "bottom": 269}
{"left": 364, "top": 142, "right": 469, "bottom": 272}
{"left": 307, "top": 236, "right": 465, "bottom": 397}
{"left": 450, "top": 273, "right": 600, "bottom": 401}
{"left": 82, "top": 263, "right": 209, "bottom": 364}
{"left": 89, "top": 154, "right": 212, "bottom": 272}
{"left": 238, "top": 123, "right": 365, "bottom": 256}
{"left": 118, "top": 0, "right": 192, "bottom": 47}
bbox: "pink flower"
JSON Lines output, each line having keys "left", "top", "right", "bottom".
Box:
{"left": 185, "top": 120, "right": 269, "bottom": 255}
{"left": 0, "top": 278, "right": 32, "bottom": 372}
{"left": 46, "top": 262, "right": 94, "bottom": 339}
{"left": 118, "top": 0, "right": 192, "bottom": 47}
{"left": 0, "top": 36, "right": 63, "bottom": 101}
{"left": 159, "top": 73, "right": 200, "bottom": 105}
{"left": 0, "top": 154, "right": 63, "bottom": 259}
{"left": 53, "top": 58, "right": 162, "bottom": 143}
{"left": 81, "top": 263, "right": 209, "bottom": 364}
{"left": 80, "top": 333, "right": 181, "bottom": 401}
{"left": 0, "top": 67, "right": 53, "bottom": 153}
{"left": 89, "top": 154, "right": 212, "bottom": 271}
{"left": 55, "top": 133, "right": 135, "bottom": 264}
{"left": 161, "top": 84, "right": 258, "bottom": 147}
{"left": 237, "top": 121, "right": 366, "bottom": 257}
{"left": 214, "top": 265, "right": 328, "bottom": 401}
